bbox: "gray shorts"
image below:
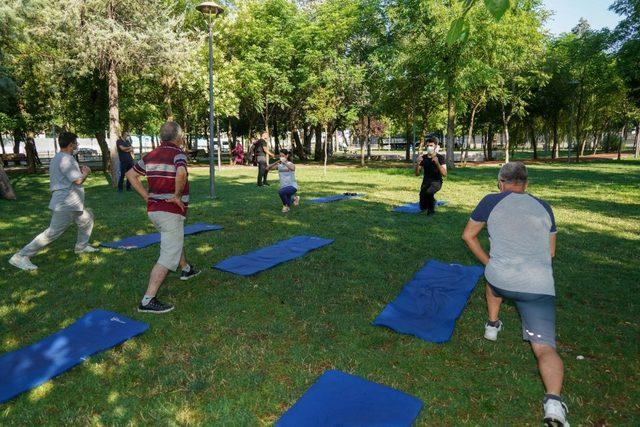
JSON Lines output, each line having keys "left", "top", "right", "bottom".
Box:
{"left": 489, "top": 284, "right": 557, "bottom": 348}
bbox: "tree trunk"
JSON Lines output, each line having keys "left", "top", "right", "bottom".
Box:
{"left": 552, "top": 118, "right": 559, "bottom": 160}
{"left": 634, "top": 123, "right": 639, "bottom": 159}
{"left": 487, "top": 127, "right": 494, "bottom": 161}
{"left": 12, "top": 130, "right": 23, "bottom": 166}
{"left": 366, "top": 116, "right": 371, "bottom": 161}
{"left": 482, "top": 130, "right": 487, "bottom": 160}
{"left": 274, "top": 119, "right": 280, "bottom": 154}
{"left": 216, "top": 115, "right": 222, "bottom": 169}
{"left": 0, "top": 163, "right": 16, "bottom": 199}
{"left": 291, "top": 127, "right": 306, "bottom": 160}
{"left": 446, "top": 91, "right": 456, "bottom": 168}
{"left": 0, "top": 132, "right": 6, "bottom": 156}
{"left": 502, "top": 108, "right": 510, "bottom": 163}
{"left": 529, "top": 124, "right": 537, "bottom": 160}
{"left": 314, "top": 125, "right": 323, "bottom": 160}
{"left": 25, "top": 138, "right": 36, "bottom": 173}
{"left": 464, "top": 102, "right": 479, "bottom": 165}
{"left": 324, "top": 125, "right": 329, "bottom": 175}
{"left": 95, "top": 131, "right": 109, "bottom": 172}
{"left": 617, "top": 124, "right": 626, "bottom": 160}
{"left": 304, "top": 125, "right": 312, "bottom": 154}
{"left": 107, "top": 57, "right": 121, "bottom": 186}
{"left": 405, "top": 115, "right": 411, "bottom": 161}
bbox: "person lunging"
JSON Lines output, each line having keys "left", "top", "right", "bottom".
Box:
{"left": 269, "top": 149, "right": 299, "bottom": 213}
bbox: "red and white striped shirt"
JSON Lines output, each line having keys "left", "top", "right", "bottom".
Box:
{"left": 133, "top": 142, "right": 190, "bottom": 216}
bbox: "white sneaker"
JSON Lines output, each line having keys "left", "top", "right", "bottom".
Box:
{"left": 282, "top": 206, "right": 290, "bottom": 213}
{"left": 75, "top": 246, "right": 100, "bottom": 254}
{"left": 543, "top": 398, "right": 569, "bottom": 427}
{"left": 293, "top": 196, "right": 300, "bottom": 206}
{"left": 9, "top": 254, "right": 38, "bottom": 271}
{"left": 484, "top": 321, "right": 502, "bottom": 341}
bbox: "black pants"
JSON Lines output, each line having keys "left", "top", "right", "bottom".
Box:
{"left": 118, "top": 161, "right": 134, "bottom": 191}
{"left": 257, "top": 160, "right": 269, "bottom": 185}
{"left": 419, "top": 180, "right": 442, "bottom": 213}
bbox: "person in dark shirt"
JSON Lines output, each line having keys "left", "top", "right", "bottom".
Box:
{"left": 117, "top": 132, "right": 134, "bottom": 192}
{"left": 415, "top": 137, "right": 447, "bottom": 214}
{"left": 252, "top": 131, "right": 274, "bottom": 186}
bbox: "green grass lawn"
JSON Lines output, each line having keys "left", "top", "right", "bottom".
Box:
{"left": 1, "top": 160, "right": 639, "bottom": 425}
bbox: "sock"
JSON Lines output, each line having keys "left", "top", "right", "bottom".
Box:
{"left": 182, "top": 264, "right": 191, "bottom": 273}
{"left": 543, "top": 394, "right": 562, "bottom": 403}
{"left": 487, "top": 319, "right": 500, "bottom": 327}
{"left": 141, "top": 295, "right": 154, "bottom": 306}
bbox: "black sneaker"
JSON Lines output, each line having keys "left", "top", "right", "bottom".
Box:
{"left": 138, "top": 297, "right": 174, "bottom": 314}
{"left": 180, "top": 265, "right": 201, "bottom": 281}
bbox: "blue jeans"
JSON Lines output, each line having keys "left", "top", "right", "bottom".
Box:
{"left": 279, "top": 186, "right": 297, "bottom": 207}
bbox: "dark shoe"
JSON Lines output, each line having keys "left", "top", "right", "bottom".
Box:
{"left": 138, "top": 297, "right": 174, "bottom": 314}
{"left": 426, "top": 210, "right": 435, "bottom": 216}
{"left": 180, "top": 265, "right": 201, "bottom": 281}
{"left": 263, "top": 182, "right": 270, "bottom": 186}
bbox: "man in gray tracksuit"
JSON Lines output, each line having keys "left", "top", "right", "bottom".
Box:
{"left": 9, "top": 132, "right": 98, "bottom": 271}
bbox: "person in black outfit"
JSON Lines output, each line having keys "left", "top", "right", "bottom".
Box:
{"left": 415, "top": 137, "right": 447, "bottom": 214}
{"left": 117, "top": 132, "right": 135, "bottom": 192}
{"left": 252, "top": 131, "right": 274, "bottom": 186}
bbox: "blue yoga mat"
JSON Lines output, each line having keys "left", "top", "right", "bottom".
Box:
{"left": 373, "top": 259, "right": 484, "bottom": 343}
{"left": 0, "top": 309, "right": 148, "bottom": 403}
{"left": 214, "top": 235, "right": 334, "bottom": 276}
{"left": 393, "top": 200, "right": 448, "bottom": 213}
{"left": 276, "top": 370, "right": 423, "bottom": 427}
{"left": 309, "top": 193, "right": 364, "bottom": 203}
{"left": 101, "top": 222, "right": 223, "bottom": 249}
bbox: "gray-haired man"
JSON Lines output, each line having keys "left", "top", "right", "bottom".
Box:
{"left": 126, "top": 121, "right": 201, "bottom": 314}
{"left": 9, "top": 132, "right": 98, "bottom": 271}
{"left": 462, "top": 162, "right": 568, "bottom": 427}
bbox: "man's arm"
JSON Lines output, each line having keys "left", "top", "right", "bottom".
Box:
{"left": 550, "top": 233, "right": 557, "bottom": 258}
{"left": 125, "top": 168, "right": 148, "bottom": 202}
{"left": 433, "top": 155, "right": 447, "bottom": 177}
{"left": 461, "top": 219, "right": 490, "bottom": 265}
{"left": 73, "top": 166, "right": 91, "bottom": 185}
{"left": 166, "top": 166, "right": 187, "bottom": 212}
{"left": 414, "top": 158, "right": 423, "bottom": 176}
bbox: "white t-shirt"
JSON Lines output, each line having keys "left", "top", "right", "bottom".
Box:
{"left": 278, "top": 163, "right": 297, "bottom": 189}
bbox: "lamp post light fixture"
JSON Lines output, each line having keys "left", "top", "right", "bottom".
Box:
{"left": 196, "top": 1, "right": 224, "bottom": 199}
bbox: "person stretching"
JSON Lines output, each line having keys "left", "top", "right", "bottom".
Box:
{"left": 462, "top": 162, "right": 568, "bottom": 427}
{"left": 415, "top": 137, "right": 446, "bottom": 214}
{"left": 268, "top": 149, "right": 299, "bottom": 213}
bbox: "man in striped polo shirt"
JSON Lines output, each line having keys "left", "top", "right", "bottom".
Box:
{"left": 126, "top": 121, "right": 200, "bottom": 313}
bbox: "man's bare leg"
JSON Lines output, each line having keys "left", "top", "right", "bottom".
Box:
{"left": 486, "top": 284, "right": 503, "bottom": 322}
{"left": 531, "top": 343, "right": 564, "bottom": 395}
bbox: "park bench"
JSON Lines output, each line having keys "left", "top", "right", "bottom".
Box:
{"left": 1, "top": 153, "right": 27, "bottom": 167}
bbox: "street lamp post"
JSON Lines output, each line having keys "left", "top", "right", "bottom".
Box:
{"left": 196, "top": 2, "right": 224, "bottom": 199}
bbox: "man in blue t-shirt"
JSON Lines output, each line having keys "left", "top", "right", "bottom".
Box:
{"left": 462, "top": 162, "right": 568, "bottom": 427}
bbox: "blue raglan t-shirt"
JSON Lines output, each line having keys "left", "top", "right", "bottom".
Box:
{"left": 470, "top": 191, "right": 557, "bottom": 296}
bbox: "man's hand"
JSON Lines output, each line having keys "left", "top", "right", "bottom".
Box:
{"left": 81, "top": 165, "right": 91, "bottom": 175}
{"left": 431, "top": 155, "right": 440, "bottom": 164}
{"left": 167, "top": 196, "right": 185, "bottom": 213}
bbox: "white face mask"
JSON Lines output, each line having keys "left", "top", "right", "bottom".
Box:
{"left": 280, "top": 157, "right": 287, "bottom": 163}
{"left": 426, "top": 146, "right": 435, "bottom": 154}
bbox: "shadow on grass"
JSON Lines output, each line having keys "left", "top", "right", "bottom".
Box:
{"left": 0, "top": 161, "right": 639, "bottom": 424}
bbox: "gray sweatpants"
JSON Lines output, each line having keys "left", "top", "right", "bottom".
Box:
{"left": 18, "top": 210, "right": 94, "bottom": 257}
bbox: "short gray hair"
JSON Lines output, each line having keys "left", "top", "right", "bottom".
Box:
{"left": 498, "top": 161, "right": 528, "bottom": 183}
{"left": 160, "top": 121, "right": 182, "bottom": 143}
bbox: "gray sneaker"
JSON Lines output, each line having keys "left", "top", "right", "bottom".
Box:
{"left": 9, "top": 254, "right": 38, "bottom": 271}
